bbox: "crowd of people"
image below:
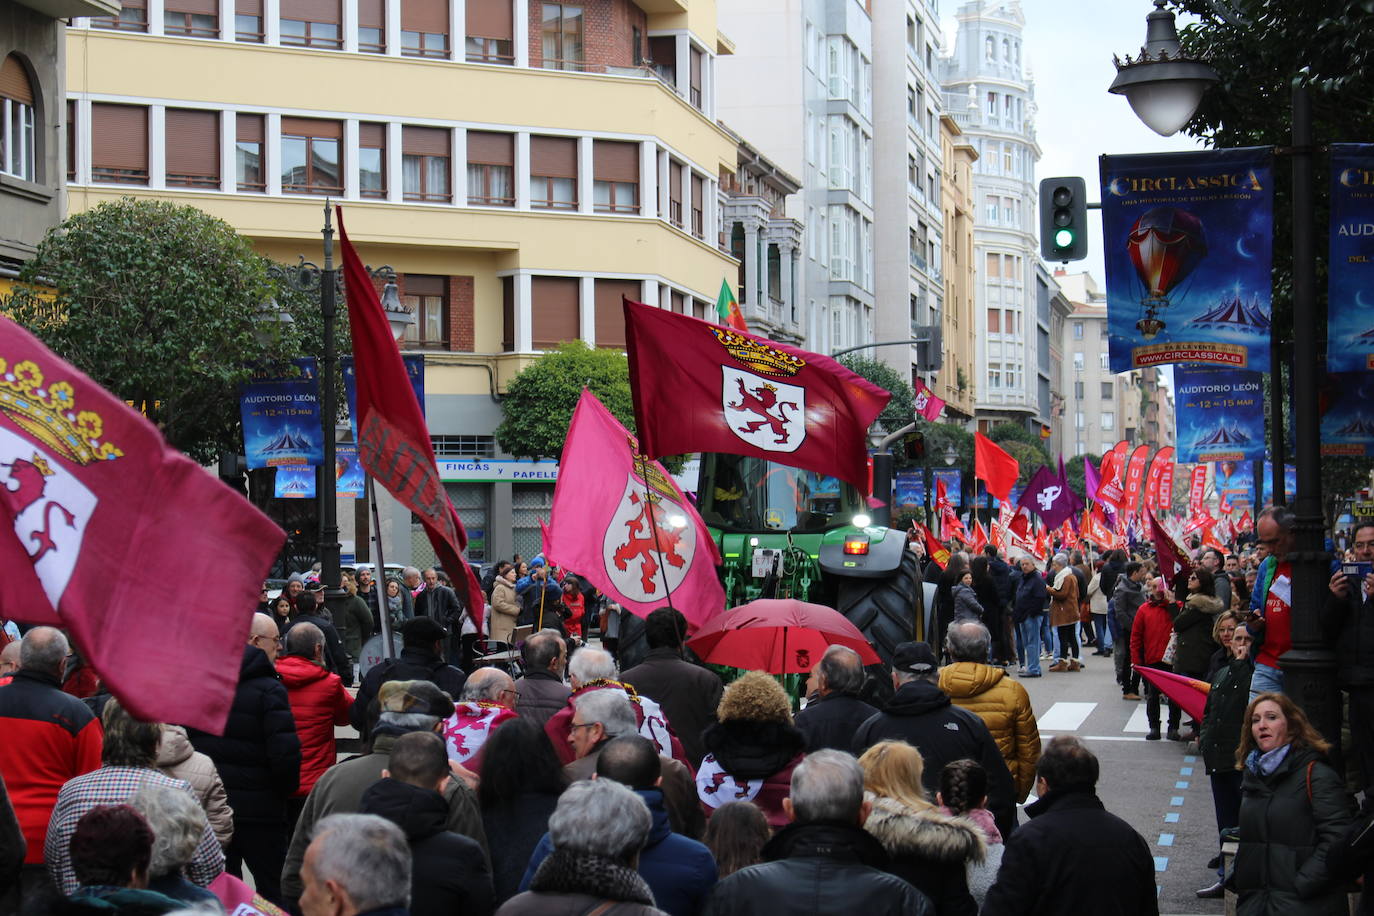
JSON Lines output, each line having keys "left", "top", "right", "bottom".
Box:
{"left": 0, "top": 512, "right": 1369, "bottom": 915}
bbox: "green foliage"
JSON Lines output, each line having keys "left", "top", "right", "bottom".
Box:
{"left": 838, "top": 356, "right": 915, "bottom": 432}
{"left": 495, "top": 341, "right": 637, "bottom": 463}
{"left": 4, "top": 198, "right": 309, "bottom": 464}
{"left": 987, "top": 422, "right": 1049, "bottom": 481}
{"left": 1064, "top": 454, "right": 1102, "bottom": 502}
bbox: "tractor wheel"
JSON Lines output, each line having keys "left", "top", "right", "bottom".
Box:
{"left": 836, "top": 548, "right": 923, "bottom": 700}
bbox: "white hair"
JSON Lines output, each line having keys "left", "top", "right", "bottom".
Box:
{"left": 309, "top": 814, "right": 411, "bottom": 911}
{"left": 568, "top": 647, "right": 617, "bottom": 686}
{"left": 128, "top": 785, "right": 206, "bottom": 878}
{"left": 547, "top": 778, "right": 652, "bottom": 861}
{"left": 790, "top": 749, "right": 865, "bottom": 823}
{"left": 572, "top": 689, "right": 637, "bottom": 738}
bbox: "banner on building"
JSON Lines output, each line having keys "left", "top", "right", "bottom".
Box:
{"left": 342, "top": 355, "right": 425, "bottom": 434}
{"left": 239, "top": 358, "right": 322, "bottom": 469}
{"left": 1260, "top": 463, "right": 1296, "bottom": 504}
{"left": 1100, "top": 148, "right": 1274, "bottom": 372}
{"left": 894, "top": 469, "right": 926, "bottom": 513}
{"left": 1173, "top": 366, "right": 1265, "bottom": 463}
{"left": 1327, "top": 144, "right": 1374, "bottom": 371}
{"left": 931, "top": 468, "right": 962, "bottom": 507}
{"left": 274, "top": 465, "right": 316, "bottom": 499}
{"left": 1214, "top": 460, "right": 1256, "bottom": 511}
{"left": 336, "top": 443, "right": 365, "bottom": 499}
{"left": 1321, "top": 372, "right": 1374, "bottom": 456}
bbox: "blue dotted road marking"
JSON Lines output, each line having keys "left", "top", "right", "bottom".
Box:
{"left": 1164, "top": 812, "right": 1180, "bottom": 823}
{"left": 1154, "top": 856, "right": 1169, "bottom": 873}
{"left": 1184, "top": 755, "right": 1197, "bottom": 763}
{"left": 1175, "top": 781, "right": 1190, "bottom": 789}
{"left": 1170, "top": 796, "right": 1185, "bottom": 806}
{"left": 1158, "top": 834, "right": 1175, "bottom": 847}
{"left": 1180, "top": 767, "right": 1194, "bottom": 776}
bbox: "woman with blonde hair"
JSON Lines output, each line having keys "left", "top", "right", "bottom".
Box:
{"left": 1233, "top": 692, "right": 1352, "bottom": 915}
{"left": 859, "top": 740, "right": 984, "bottom": 916}
{"left": 697, "top": 672, "right": 805, "bottom": 828}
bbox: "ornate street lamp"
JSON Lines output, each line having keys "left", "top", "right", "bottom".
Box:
{"left": 1109, "top": 0, "right": 1219, "bottom": 137}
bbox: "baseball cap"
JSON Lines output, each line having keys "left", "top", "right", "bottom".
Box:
{"left": 377, "top": 679, "right": 455, "bottom": 719}
{"left": 403, "top": 616, "right": 449, "bottom": 643}
{"left": 892, "top": 641, "right": 938, "bottom": 675}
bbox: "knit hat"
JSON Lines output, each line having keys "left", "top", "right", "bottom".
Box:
{"left": 286, "top": 572, "right": 305, "bottom": 585}
{"left": 377, "top": 679, "right": 455, "bottom": 719}
{"left": 529, "top": 557, "right": 546, "bottom": 568}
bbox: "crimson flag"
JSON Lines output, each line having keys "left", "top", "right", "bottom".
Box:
{"left": 912, "top": 520, "right": 949, "bottom": 569}
{"left": 912, "top": 378, "right": 945, "bottom": 422}
{"left": 336, "top": 209, "right": 485, "bottom": 627}
{"left": 970, "top": 519, "right": 989, "bottom": 554}
{"left": 1148, "top": 508, "right": 1191, "bottom": 588}
{"left": 1202, "top": 524, "right": 1228, "bottom": 553}
{"left": 1188, "top": 465, "right": 1208, "bottom": 514}
{"left": 0, "top": 318, "right": 284, "bottom": 733}
{"left": 623, "top": 300, "right": 889, "bottom": 493}
{"left": 543, "top": 390, "right": 723, "bottom": 629}
{"left": 1096, "top": 448, "right": 1126, "bottom": 510}
{"left": 1155, "top": 447, "right": 1176, "bottom": 510}
{"left": 1238, "top": 509, "right": 1253, "bottom": 532}
{"left": 974, "top": 433, "right": 1019, "bottom": 502}
{"left": 1123, "top": 445, "right": 1151, "bottom": 515}
{"left": 1009, "top": 505, "right": 1032, "bottom": 539}
{"left": 1135, "top": 666, "right": 1210, "bottom": 723}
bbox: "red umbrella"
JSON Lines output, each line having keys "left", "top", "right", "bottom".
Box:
{"left": 686, "top": 598, "right": 881, "bottom": 674}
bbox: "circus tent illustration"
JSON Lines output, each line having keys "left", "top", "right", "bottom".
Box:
{"left": 1336, "top": 416, "right": 1374, "bottom": 438}
{"left": 1195, "top": 424, "right": 1251, "bottom": 447}
{"left": 1358, "top": 326, "right": 1374, "bottom": 340}
{"left": 258, "top": 429, "right": 313, "bottom": 455}
{"left": 1189, "top": 289, "right": 1270, "bottom": 334}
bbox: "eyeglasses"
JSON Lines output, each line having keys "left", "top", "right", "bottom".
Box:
{"left": 499, "top": 688, "right": 522, "bottom": 701}
{"left": 569, "top": 722, "right": 597, "bottom": 732}
{"left": 251, "top": 635, "right": 283, "bottom": 647}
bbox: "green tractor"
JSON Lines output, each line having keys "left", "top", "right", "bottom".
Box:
{"left": 694, "top": 452, "right": 927, "bottom": 673}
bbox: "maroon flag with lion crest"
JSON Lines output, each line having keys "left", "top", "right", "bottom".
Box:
{"left": 623, "top": 299, "right": 890, "bottom": 493}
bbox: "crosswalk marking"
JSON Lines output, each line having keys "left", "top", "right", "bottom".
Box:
{"left": 1124, "top": 705, "right": 1150, "bottom": 733}
{"left": 1037, "top": 701, "right": 1097, "bottom": 731}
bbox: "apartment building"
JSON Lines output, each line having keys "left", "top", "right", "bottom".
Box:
{"left": 938, "top": 111, "right": 977, "bottom": 421}
{"left": 64, "top": 0, "right": 740, "bottom": 563}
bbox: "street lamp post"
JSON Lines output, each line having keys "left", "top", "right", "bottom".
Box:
{"left": 1111, "top": 4, "right": 1338, "bottom": 744}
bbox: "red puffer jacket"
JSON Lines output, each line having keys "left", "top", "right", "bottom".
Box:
{"left": 276, "top": 655, "right": 353, "bottom": 796}
{"left": 1130, "top": 598, "right": 1179, "bottom": 668}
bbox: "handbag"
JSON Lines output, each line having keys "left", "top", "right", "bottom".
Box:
{"left": 1161, "top": 631, "right": 1178, "bottom": 665}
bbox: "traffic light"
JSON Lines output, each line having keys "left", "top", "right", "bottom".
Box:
{"left": 1039, "top": 177, "right": 1088, "bottom": 262}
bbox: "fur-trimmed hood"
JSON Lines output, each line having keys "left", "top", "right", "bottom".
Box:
{"left": 863, "top": 793, "right": 987, "bottom": 865}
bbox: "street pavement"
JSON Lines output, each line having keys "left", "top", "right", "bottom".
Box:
{"left": 1012, "top": 646, "right": 1224, "bottom": 916}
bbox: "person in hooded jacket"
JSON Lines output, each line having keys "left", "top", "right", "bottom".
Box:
{"left": 155, "top": 725, "right": 233, "bottom": 849}
{"left": 1012, "top": 557, "right": 1049, "bottom": 678}
{"left": 858, "top": 741, "right": 983, "bottom": 916}
{"left": 951, "top": 571, "right": 985, "bottom": 622}
{"left": 1113, "top": 562, "right": 1148, "bottom": 699}
{"left": 276, "top": 622, "right": 353, "bottom": 827}
{"left": 1196, "top": 615, "right": 1252, "bottom": 900}
{"left": 351, "top": 616, "right": 467, "bottom": 743}
{"left": 697, "top": 673, "right": 806, "bottom": 829}
{"left": 360, "top": 730, "right": 495, "bottom": 916}
{"left": 1174, "top": 567, "right": 1225, "bottom": 740}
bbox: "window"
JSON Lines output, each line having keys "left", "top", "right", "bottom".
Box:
{"left": 1101, "top": 411, "right": 1116, "bottom": 431}
{"left": 280, "top": 0, "right": 341, "bottom": 48}
{"left": 668, "top": 160, "right": 683, "bottom": 226}
{"left": 0, "top": 55, "right": 36, "bottom": 182}
{"left": 357, "top": 0, "right": 383, "bottom": 52}
{"left": 280, "top": 117, "right": 341, "bottom": 195}
{"left": 91, "top": 103, "right": 148, "bottom": 185}
{"left": 165, "top": 108, "right": 219, "bottom": 188}
{"left": 359, "top": 122, "right": 386, "bottom": 198}
{"left": 1072, "top": 320, "right": 1084, "bottom": 339}
{"left": 66, "top": 100, "right": 75, "bottom": 182}
{"left": 987, "top": 367, "right": 1001, "bottom": 389}
{"left": 530, "top": 136, "right": 577, "bottom": 209}
{"left": 1072, "top": 351, "right": 1084, "bottom": 371}
{"left": 689, "top": 47, "right": 703, "bottom": 110}
{"left": 164, "top": 0, "right": 218, "bottom": 35}
{"left": 236, "top": 0, "right": 264, "bottom": 41}
{"left": 402, "top": 0, "right": 448, "bottom": 58}
{"left": 401, "top": 274, "right": 448, "bottom": 349}
{"left": 1100, "top": 352, "right": 1111, "bottom": 369}
{"left": 592, "top": 140, "right": 638, "bottom": 214}
{"left": 1101, "top": 381, "right": 1114, "bottom": 400}
{"left": 466, "top": 0, "right": 513, "bottom": 63}
{"left": 593, "top": 279, "right": 636, "bottom": 348}
{"left": 466, "top": 131, "right": 513, "bottom": 206}
{"left": 402, "top": 126, "right": 450, "bottom": 202}
{"left": 1074, "top": 411, "right": 1085, "bottom": 430}
{"left": 985, "top": 252, "right": 1001, "bottom": 278}
{"left": 1076, "top": 441, "right": 1086, "bottom": 456}
{"left": 531, "top": 276, "right": 580, "bottom": 349}
{"left": 236, "top": 113, "right": 264, "bottom": 191}
{"left": 93, "top": 0, "right": 146, "bottom": 31}
{"left": 691, "top": 173, "right": 704, "bottom": 238}
{"left": 1073, "top": 381, "right": 1084, "bottom": 399}
{"left": 987, "top": 309, "right": 1000, "bottom": 333}
{"left": 986, "top": 91, "right": 996, "bottom": 115}
{"left": 540, "top": 4, "right": 584, "bottom": 71}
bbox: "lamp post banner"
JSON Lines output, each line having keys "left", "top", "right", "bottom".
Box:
{"left": 1173, "top": 365, "right": 1265, "bottom": 463}
{"left": 1099, "top": 147, "right": 1274, "bottom": 372}
{"left": 1260, "top": 462, "right": 1296, "bottom": 505}
{"left": 238, "top": 358, "right": 322, "bottom": 470}
{"left": 273, "top": 465, "right": 316, "bottom": 499}
{"left": 1327, "top": 143, "right": 1374, "bottom": 371}
{"left": 932, "top": 468, "right": 962, "bottom": 507}
{"left": 1214, "top": 460, "right": 1256, "bottom": 513}
{"left": 894, "top": 469, "right": 925, "bottom": 513}
{"left": 1320, "top": 372, "right": 1374, "bottom": 456}
{"left": 342, "top": 355, "right": 425, "bottom": 437}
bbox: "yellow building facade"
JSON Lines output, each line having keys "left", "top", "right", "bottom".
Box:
{"left": 939, "top": 112, "right": 977, "bottom": 421}
{"left": 64, "top": 0, "right": 740, "bottom": 562}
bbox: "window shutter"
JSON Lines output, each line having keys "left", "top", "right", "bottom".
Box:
{"left": 236, "top": 0, "right": 262, "bottom": 14}
{"left": 357, "top": 0, "right": 382, "bottom": 28}
{"left": 671, "top": 291, "right": 685, "bottom": 314}
{"left": 466, "top": 131, "right": 512, "bottom": 166}
{"left": 465, "top": 0, "right": 511, "bottom": 39}
{"left": 66, "top": 99, "right": 76, "bottom": 180}
{"left": 669, "top": 162, "right": 682, "bottom": 204}
{"left": 402, "top": 126, "right": 449, "bottom": 157}
{"left": 280, "top": 0, "right": 338, "bottom": 22}
{"left": 594, "top": 280, "right": 637, "bottom": 349}
{"left": 237, "top": 112, "right": 264, "bottom": 143}
{"left": 593, "top": 140, "right": 637, "bottom": 183}
{"left": 691, "top": 173, "right": 703, "bottom": 210}
{"left": 165, "top": 0, "right": 217, "bottom": 14}
{"left": 400, "top": 0, "right": 447, "bottom": 33}
{"left": 91, "top": 104, "right": 148, "bottom": 172}
{"left": 530, "top": 277, "right": 580, "bottom": 349}
{"left": 403, "top": 274, "right": 444, "bottom": 296}
{"left": 165, "top": 108, "right": 219, "bottom": 180}
{"left": 359, "top": 122, "right": 386, "bottom": 149}
{"left": 280, "top": 117, "right": 342, "bottom": 139}
{"left": 0, "top": 55, "right": 33, "bottom": 105}
{"left": 690, "top": 47, "right": 702, "bottom": 92}
{"left": 530, "top": 136, "right": 576, "bottom": 178}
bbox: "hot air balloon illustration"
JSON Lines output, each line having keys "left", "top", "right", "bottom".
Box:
{"left": 1126, "top": 207, "right": 1207, "bottom": 338}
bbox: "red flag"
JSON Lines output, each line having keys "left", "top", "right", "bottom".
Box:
{"left": 1220, "top": 492, "right": 1234, "bottom": 515}
{"left": 337, "top": 209, "right": 485, "bottom": 628}
{"left": 913, "top": 519, "right": 949, "bottom": 569}
{"left": 1202, "top": 524, "right": 1227, "bottom": 553}
{"left": 1147, "top": 508, "right": 1191, "bottom": 588}
{"left": 1008, "top": 504, "right": 1032, "bottom": 539}
{"left": 623, "top": 300, "right": 889, "bottom": 493}
{"left": 935, "top": 476, "right": 951, "bottom": 517}
{"left": 1144, "top": 451, "right": 1166, "bottom": 513}
{"left": 1155, "top": 447, "right": 1176, "bottom": 511}
{"left": 1188, "top": 465, "right": 1208, "bottom": 514}
{"left": 0, "top": 318, "right": 284, "bottom": 733}
{"left": 970, "top": 519, "right": 989, "bottom": 554}
{"left": 1123, "top": 445, "right": 1151, "bottom": 514}
{"left": 912, "top": 378, "right": 945, "bottom": 422}
{"left": 1184, "top": 512, "right": 1218, "bottom": 534}
{"left": 1058, "top": 520, "right": 1079, "bottom": 549}
{"left": 1032, "top": 527, "right": 1050, "bottom": 562}
{"left": 1135, "top": 666, "right": 1210, "bottom": 723}
{"left": 1096, "top": 448, "right": 1126, "bottom": 510}
{"left": 975, "top": 433, "right": 1019, "bottom": 502}
{"left": 543, "top": 390, "right": 722, "bottom": 629}
{"left": 1085, "top": 506, "right": 1114, "bottom": 546}
{"left": 1238, "top": 509, "right": 1253, "bottom": 532}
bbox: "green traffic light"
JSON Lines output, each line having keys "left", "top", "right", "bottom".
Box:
{"left": 1054, "top": 228, "right": 1075, "bottom": 248}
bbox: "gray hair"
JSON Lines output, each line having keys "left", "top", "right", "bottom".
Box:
{"left": 460, "top": 667, "right": 512, "bottom": 703}
{"left": 946, "top": 620, "right": 992, "bottom": 663}
{"left": 1258, "top": 505, "right": 1295, "bottom": 532}
{"left": 523, "top": 630, "right": 565, "bottom": 671}
{"left": 573, "top": 689, "right": 637, "bottom": 738}
{"left": 790, "top": 749, "right": 865, "bottom": 823}
{"left": 284, "top": 621, "right": 324, "bottom": 658}
{"left": 19, "top": 627, "right": 68, "bottom": 675}
{"left": 402, "top": 566, "right": 421, "bottom": 580}
{"left": 1051, "top": 553, "right": 1069, "bottom": 568}
{"left": 309, "top": 814, "right": 411, "bottom": 911}
{"left": 128, "top": 785, "right": 206, "bottom": 878}
{"left": 817, "top": 645, "right": 865, "bottom": 695}
{"left": 568, "top": 647, "right": 617, "bottom": 686}
{"left": 547, "top": 778, "right": 652, "bottom": 861}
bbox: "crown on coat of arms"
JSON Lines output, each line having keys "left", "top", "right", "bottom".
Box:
{"left": 630, "top": 452, "right": 680, "bottom": 504}
{"left": 0, "top": 358, "right": 123, "bottom": 465}
{"left": 710, "top": 329, "right": 805, "bottom": 377}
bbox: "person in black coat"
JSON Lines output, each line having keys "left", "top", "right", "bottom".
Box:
{"left": 620, "top": 608, "right": 724, "bottom": 768}
{"left": 186, "top": 614, "right": 300, "bottom": 906}
{"left": 852, "top": 642, "right": 1018, "bottom": 840}
{"left": 476, "top": 718, "right": 567, "bottom": 903}
{"left": 982, "top": 735, "right": 1158, "bottom": 916}
{"left": 970, "top": 556, "right": 1008, "bottom": 664}
{"left": 794, "top": 645, "right": 878, "bottom": 753}
{"left": 360, "top": 731, "right": 494, "bottom": 916}
{"left": 351, "top": 616, "right": 467, "bottom": 742}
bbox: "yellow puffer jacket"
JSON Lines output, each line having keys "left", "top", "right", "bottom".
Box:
{"left": 938, "top": 662, "right": 1041, "bottom": 801}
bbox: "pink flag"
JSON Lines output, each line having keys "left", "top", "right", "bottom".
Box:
{"left": 1135, "top": 666, "right": 1210, "bottom": 723}
{"left": 912, "top": 378, "right": 945, "bottom": 422}
{"left": 544, "top": 390, "right": 723, "bottom": 630}
{"left": 0, "top": 317, "right": 285, "bottom": 733}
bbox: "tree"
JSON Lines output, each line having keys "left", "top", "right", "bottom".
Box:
{"left": 495, "top": 341, "right": 635, "bottom": 462}
{"left": 1064, "top": 454, "right": 1102, "bottom": 503}
{"left": 838, "top": 356, "right": 915, "bottom": 433}
{"left": 2, "top": 198, "right": 323, "bottom": 464}
{"left": 987, "top": 422, "right": 1049, "bottom": 483}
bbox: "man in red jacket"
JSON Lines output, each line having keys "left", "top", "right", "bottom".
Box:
{"left": 1130, "top": 578, "right": 1182, "bottom": 741}
{"left": 277, "top": 622, "right": 353, "bottom": 830}
{"left": 0, "top": 627, "right": 103, "bottom": 911}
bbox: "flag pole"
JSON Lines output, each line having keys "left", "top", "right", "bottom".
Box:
{"left": 636, "top": 454, "right": 678, "bottom": 610}
{"left": 368, "top": 476, "right": 396, "bottom": 659}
